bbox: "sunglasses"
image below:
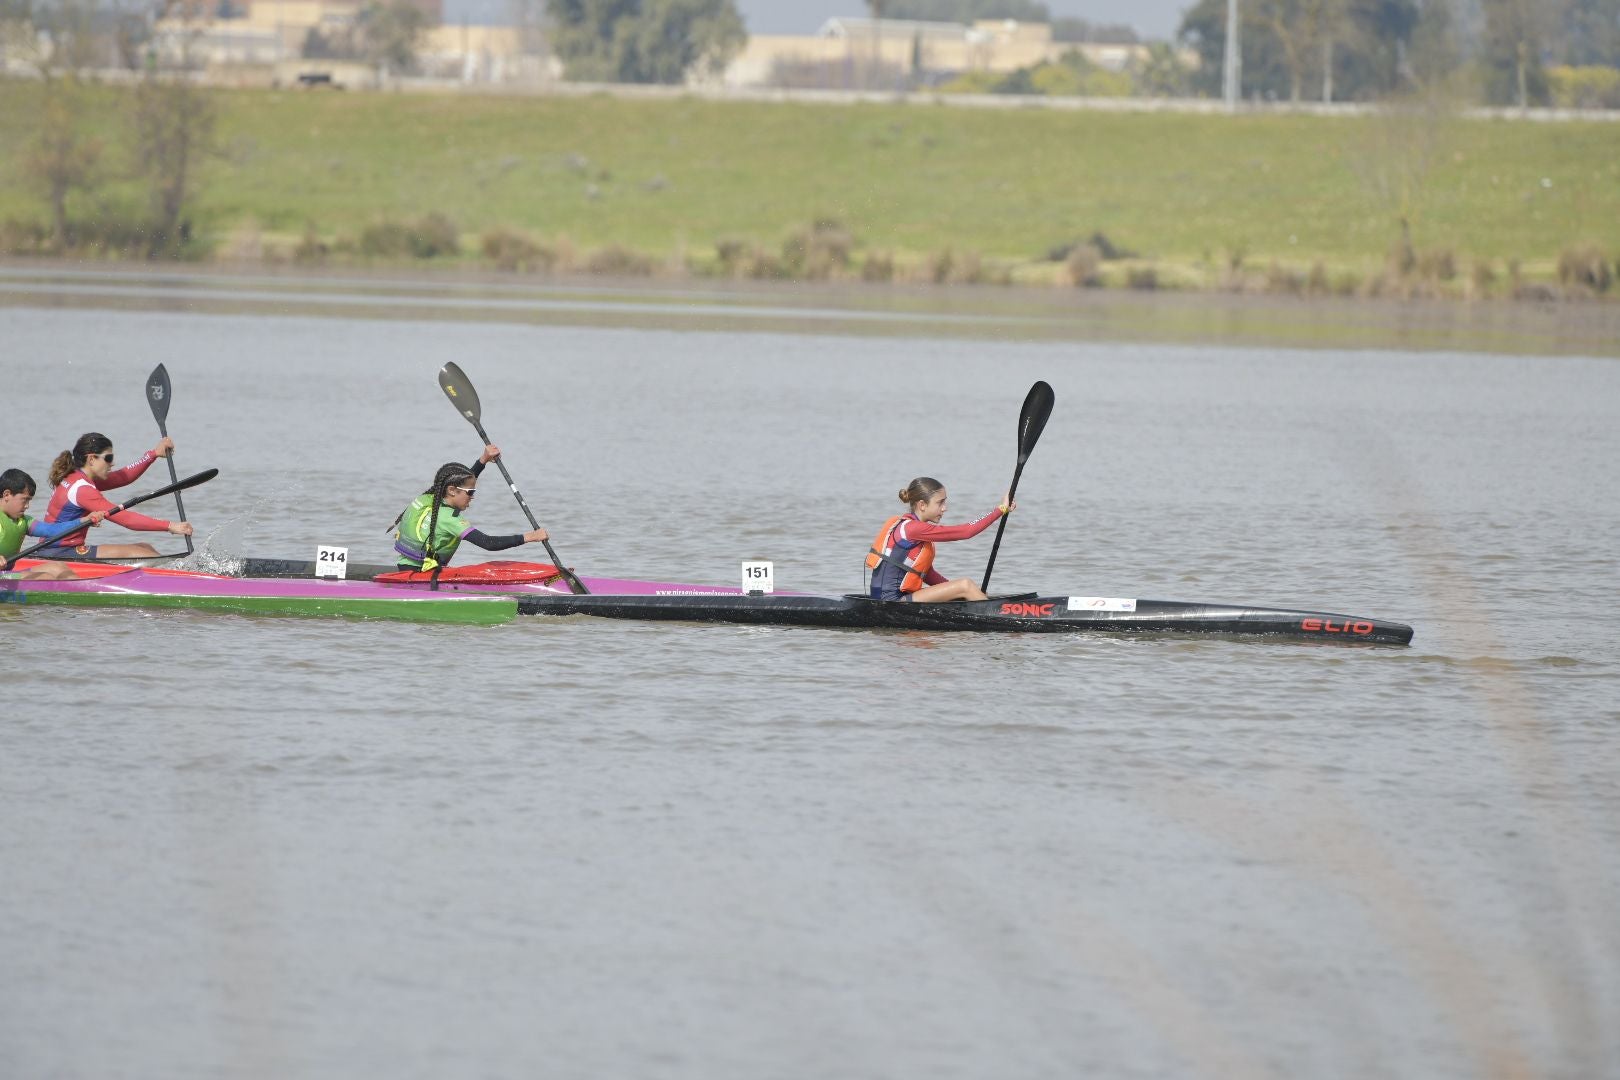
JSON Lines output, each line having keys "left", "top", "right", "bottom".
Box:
{"left": 450, "top": 485, "right": 477, "bottom": 498}
{"left": 89, "top": 452, "right": 115, "bottom": 465}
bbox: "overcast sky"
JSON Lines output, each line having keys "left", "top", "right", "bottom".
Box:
{"left": 736, "top": 1, "right": 1191, "bottom": 40}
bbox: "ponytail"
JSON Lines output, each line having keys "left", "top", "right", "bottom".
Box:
{"left": 48, "top": 432, "right": 113, "bottom": 488}
{"left": 47, "top": 452, "right": 75, "bottom": 488}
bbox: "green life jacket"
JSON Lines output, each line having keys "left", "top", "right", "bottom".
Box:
{"left": 393, "top": 493, "right": 468, "bottom": 571}
{"left": 0, "top": 513, "right": 32, "bottom": 558}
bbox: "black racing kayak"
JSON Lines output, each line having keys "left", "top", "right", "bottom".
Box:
{"left": 232, "top": 558, "right": 1411, "bottom": 644}
{"left": 509, "top": 592, "right": 1414, "bottom": 645}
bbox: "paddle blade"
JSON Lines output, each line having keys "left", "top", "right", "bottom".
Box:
{"left": 146, "top": 363, "right": 172, "bottom": 426}
{"left": 1016, "top": 380, "right": 1055, "bottom": 464}
{"left": 439, "top": 362, "right": 482, "bottom": 426}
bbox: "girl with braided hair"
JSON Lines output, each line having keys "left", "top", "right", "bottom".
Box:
{"left": 392, "top": 447, "right": 548, "bottom": 572}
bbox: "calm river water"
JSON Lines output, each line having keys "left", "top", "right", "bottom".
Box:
{"left": 2, "top": 273, "right": 1617, "bottom": 1080}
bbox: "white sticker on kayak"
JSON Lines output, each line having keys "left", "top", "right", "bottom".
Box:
{"left": 316, "top": 545, "right": 349, "bottom": 579}
{"left": 741, "top": 560, "right": 774, "bottom": 595}
{"left": 1068, "top": 596, "right": 1136, "bottom": 612}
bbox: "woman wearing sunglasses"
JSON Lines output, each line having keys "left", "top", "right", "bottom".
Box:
{"left": 38, "top": 432, "right": 193, "bottom": 561}
{"left": 391, "top": 446, "right": 548, "bottom": 572}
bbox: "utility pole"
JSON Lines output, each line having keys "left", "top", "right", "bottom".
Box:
{"left": 1222, "top": 0, "right": 1240, "bottom": 111}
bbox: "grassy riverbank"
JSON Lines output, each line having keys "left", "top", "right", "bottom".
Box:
{"left": 1, "top": 80, "right": 1617, "bottom": 295}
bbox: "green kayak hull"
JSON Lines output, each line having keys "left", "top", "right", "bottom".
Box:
{"left": 16, "top": 588, "right": 517, "bottom": 625}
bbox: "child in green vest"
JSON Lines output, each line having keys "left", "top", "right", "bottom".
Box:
{"left": 1, "top": 469, "right": 104, "bottom": 579}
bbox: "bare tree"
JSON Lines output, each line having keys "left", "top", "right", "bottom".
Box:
{"left": 8, "top": 0, "right": 105, "bottom": 251}
{"left": 130, "top": 74, "right": 215, "bottom": 257}
{"left": 25, "top": 75, "right": 104, "bottom": 249}
{"left": 127, "top": 1, "right": 217, "bottom": 257}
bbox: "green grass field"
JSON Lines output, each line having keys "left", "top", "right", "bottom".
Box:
{"left": 1, "top": 79, "right": 1617, "bottom": 286}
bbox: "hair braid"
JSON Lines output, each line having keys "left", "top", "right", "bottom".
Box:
{"left": 420, "top": 462, "right": 475, "bottom": 578}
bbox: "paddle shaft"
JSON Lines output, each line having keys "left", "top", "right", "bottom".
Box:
{"left": 152, "top": 415, "right": 193, "bottom": 556}
{"left": 978, "top": 461, "right": 1026, "bottom": 594}
{"left": 469, "top": 418, "right": 589, "bottom": 595}
{"left": 8, "top": 469, "right": 217, "bottom": 564}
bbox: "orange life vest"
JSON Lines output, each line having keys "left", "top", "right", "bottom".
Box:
{"left": 865, "top": 514, "right": 935, "bottom": 594}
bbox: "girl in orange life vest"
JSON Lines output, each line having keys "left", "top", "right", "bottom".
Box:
{"left": 866, "top": 477, "right": 1014, "bottom": 603}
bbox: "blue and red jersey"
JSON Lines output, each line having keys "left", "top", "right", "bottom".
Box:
{"left": 43, "top": 451, "right": 167, "bottom": 547}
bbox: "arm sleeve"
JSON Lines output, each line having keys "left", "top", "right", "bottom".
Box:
{"left": 71, "top": 486, "right": 170, "bottom": 532}
{"left": 904, "top": 508, "right": 1004, "bottom": 544}
{"left": 27, "top": 517, "right": 86, "bottom": 541}
{"left": 921, "top": 568, "right": 948, "bottom": 586}
{"left": 462, "top": 528, "right": 526, "bottom": 552}
{"left": 470, "top": 461, "right": 487, "bottom": 478}
{"left": 98, "top": 451, "right": 158, "bottom": 491}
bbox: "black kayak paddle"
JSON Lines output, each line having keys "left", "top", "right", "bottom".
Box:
{"left": 437, "top": 362, "right": 589, "bottom": 595}
{"left": 9, "top": 469, "right": 219, "bottom": 564}
{"left": 979, "top": 380, "right": 1055, "bottom": 594}
{"left": 145, "top": 363, "right": 194, "bottom": 556}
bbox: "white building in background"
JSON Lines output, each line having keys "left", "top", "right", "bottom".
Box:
{"left": 144, "top": 0, "right": 549, "bottom": 86}
{"left": 717, "top": 17, "right": 1175, "bottom": 90}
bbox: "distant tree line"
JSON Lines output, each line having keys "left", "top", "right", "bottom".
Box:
{"left": 544, "top": 0, "right": 745, "bottom": 84}
{"left": 1179, "top": 0, "right": 1620, "bottom": 106}
{"left": 302, "top": 0, "right": 434, "bottom": 73}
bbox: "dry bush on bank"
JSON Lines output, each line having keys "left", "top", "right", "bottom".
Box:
{"left": 1508, "top": 259, "right": 1561, "bottom": 302}
{"left": 481, "top": 228, "right": 554, "bottom": 272}
{"left": 1331, "top": 271, "right": 1362, "bottom": 296}
{"left": 356, "top": 214, "right": 459, "bottom": 259}
{"left": 1417, "top": 248, "right": 1457, "bottom": 282}
{"left": 1307, "top": 262, "right": 1330, "bottom": 296}
{"left": 714, "top": 238, "right": 748, "bottom": 274}
{"left": 1558, "top": 245, "right": 1612, "bottom": 293}
{"left": 219, "top": 221, "right": 264, "bottom": 262}
{"left": 0, "top": 218, "right": 50, "bottom": 255}
{"left": 708, "top": 245, "right": 786, "bottom": 279}
{"left": 1065, "top": 243, "right": 1102, "bottom": 287}
{"left": 861, "top": 251, "right": 895, "bottom": 282}
{"left": 409, "top": 213, "right": 459, "bottom": 258}
{"left": 1047, "top": 230, "right": 1131, "bottom": 263}
{"left": 357, "top": 221, "right": 411, "bottom": 258}
{"left": 293, "top": 223, "right": 329, "bottom": 265}
{"left": 743, "top": 248, "right": 787, "bottom": 278}
{"left": 35, "top": 217, "right": 185, "bottom": 259}
{"left": 781, "top": 219, "right": 853, "bottom": 278}
{"left": 584, "top": 244, "right": 655, "bottom": 276}
{"left": 1265, "top": 261, "right": 1305, "bottom": 296}
{"left": 921, "top": 249, "right": 998, "bottom": 285}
